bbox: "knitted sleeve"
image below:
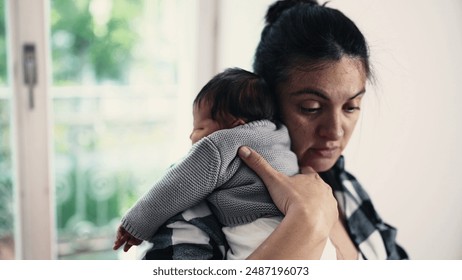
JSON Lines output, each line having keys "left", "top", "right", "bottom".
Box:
{"left": 120, "top": 138, "right": 222, "bottom": 240}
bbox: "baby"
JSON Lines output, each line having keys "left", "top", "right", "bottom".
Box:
{"left": 113, "top": 68, "right": 298, "bottom": 259}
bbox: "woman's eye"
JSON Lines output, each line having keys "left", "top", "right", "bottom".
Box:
{"left": 300, "top": 101, "right": 322, "bottom": 114}
{"left": 300, "top": 106, "right": 321, "bottom": 114}
{"left": 345, "top": 106, "right": 360, "bottom": 113}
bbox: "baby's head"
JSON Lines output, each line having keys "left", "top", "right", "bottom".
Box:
{"left": 190, "top": 68, "right": 275, "bottom": 144}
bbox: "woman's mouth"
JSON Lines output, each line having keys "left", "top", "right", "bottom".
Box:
{"left": 310, "top": 147, "right": 339, "bottom": 158}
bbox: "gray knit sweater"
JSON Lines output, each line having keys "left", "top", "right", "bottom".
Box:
{"left": 121, "top": 120, "right": 299, "bottom": 241}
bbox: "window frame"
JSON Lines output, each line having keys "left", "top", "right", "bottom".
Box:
{"left": 7, "top": 0, "right": 55, "bottom": 259}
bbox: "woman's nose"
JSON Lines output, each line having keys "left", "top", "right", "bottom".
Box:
{"left": 318, "top": 114, "right": 344, "bottom": 140}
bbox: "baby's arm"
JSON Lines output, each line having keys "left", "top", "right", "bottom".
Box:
{"left": 118, "top": 138, "right": 222, "bottom": 242}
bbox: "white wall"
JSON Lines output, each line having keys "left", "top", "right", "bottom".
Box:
{"left": 217, "top": 0, "right": 462, "bottom": 260}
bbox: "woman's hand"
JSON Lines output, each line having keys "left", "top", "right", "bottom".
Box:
{"left": 238, "top": 146, "right": 338, "bottom": 259}
{"left": 238, "top": 146, "right": 338, "bottom": 226}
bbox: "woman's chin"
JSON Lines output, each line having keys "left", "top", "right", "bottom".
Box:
{"left": 299, "top": 157, "right": 338, "bottom": 173}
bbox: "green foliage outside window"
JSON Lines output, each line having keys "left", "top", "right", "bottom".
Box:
{"left": 50, "top": 0, "right": 152, "bottom": 259}
{"left": 51, "top": 0, "right": 143, "bottom": 84}
{"left": 0, "top": 0, "right": 185, "bottom": 259}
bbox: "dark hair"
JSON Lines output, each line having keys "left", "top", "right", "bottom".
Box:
{"left": 254, "top": 0, "right": 371, "bottom": 91}
{"left": 193, "top": 68, "right": 275, "bottom": 124}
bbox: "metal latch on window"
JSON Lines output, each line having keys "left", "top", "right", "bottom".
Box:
{"left": 23, "top": 44, "right": 37, "bottom": 109}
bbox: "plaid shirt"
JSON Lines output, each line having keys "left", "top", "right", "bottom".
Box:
{"left": 142, "top": 156, "right": 408, "bottom": 260}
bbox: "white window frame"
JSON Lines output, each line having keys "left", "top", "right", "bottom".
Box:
{"left": 7, "top": 0, "right": 55, "bottom": 259}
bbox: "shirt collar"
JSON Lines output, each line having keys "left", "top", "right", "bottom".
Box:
{"left": 332, "top": 155, "right": 345, "bottom": 172}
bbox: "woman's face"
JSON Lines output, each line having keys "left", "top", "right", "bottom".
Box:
{"left": 278, "top": 57, "right": 367, "bottom": 172}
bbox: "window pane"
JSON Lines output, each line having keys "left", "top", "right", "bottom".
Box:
{"left": 0, "top": 0, "right": 15, "bottom": 260}
{"left": 50, "top": 0, "right": 196, "bottom": 259}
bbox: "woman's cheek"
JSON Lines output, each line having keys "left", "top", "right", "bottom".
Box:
{"left": 288, "top": 120, "right": 312, "bottom": 153}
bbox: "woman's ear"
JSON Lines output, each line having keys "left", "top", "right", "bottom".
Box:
{"left": 231, "top": 118, "right": 246, "bottom": 128}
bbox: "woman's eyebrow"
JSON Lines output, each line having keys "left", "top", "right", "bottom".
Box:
{"left": 349, "top": 89, "right": 366, "bottom": 100}
{"left": 290, "top": 88, "right": 366, "bottom": 100}
{"left": 290, "top": 89, "right": 329, "bottom": 100}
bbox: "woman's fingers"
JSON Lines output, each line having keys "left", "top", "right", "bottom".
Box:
{"left": 238, "top": 146, "right": 281, "bottom": 185}
{"left": 238, "top": 145, "right": 337, "bottom": 231}
{"left": 239, "top": 146, "right": 316, "bottom": 178}
{"left": 239, "top": 146, "right": 293, "bottom": 214}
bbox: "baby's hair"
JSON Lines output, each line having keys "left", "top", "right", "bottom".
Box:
{"left": 193, "top": 68, "right": 275, "bottom": 125}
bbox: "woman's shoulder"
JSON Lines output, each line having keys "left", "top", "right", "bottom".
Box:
{"left": 326, "top": 156, "right": 409, "bottom": 260}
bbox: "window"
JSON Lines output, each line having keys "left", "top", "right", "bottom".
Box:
{"left": 6, "top": 0, "right": 208, "bottom": 259}
{"left": 0, "top": 0, "right": 15, "bottom": 260}
{"left": 50, "top": 0, "right": 198, "bottom": 259}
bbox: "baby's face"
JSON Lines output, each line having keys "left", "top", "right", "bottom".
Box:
{"left": 190, "top": 103, "right": 222, "bottom": 144}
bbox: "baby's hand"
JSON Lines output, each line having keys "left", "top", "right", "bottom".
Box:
{"left": 113, "top": 225, "right": 143, "bottom": 252}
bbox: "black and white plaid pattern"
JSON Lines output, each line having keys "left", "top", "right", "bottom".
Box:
{"left": 143, "top": 202, "right": 228, "bottom": 260}
{"left": 143, "top": 156, "right": 408, "bottom": 260}
{"left": 320, "top": 156, "right": 408, "bottom": 260}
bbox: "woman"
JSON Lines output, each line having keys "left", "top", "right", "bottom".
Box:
{"left": 141, "top": 0, "right": 408, "bottom": 260}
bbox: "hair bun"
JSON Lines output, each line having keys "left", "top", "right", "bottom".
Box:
{"left": 265, "top": 0, "right": 319, "bottom": 25}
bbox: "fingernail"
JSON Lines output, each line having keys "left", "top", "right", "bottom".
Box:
{"left": 239, "top": 146, "right": 251, "bottom": 158}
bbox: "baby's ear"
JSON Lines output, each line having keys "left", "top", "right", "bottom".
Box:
{"left": 231, "top": 118, "right": 246, "bottom": 128}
